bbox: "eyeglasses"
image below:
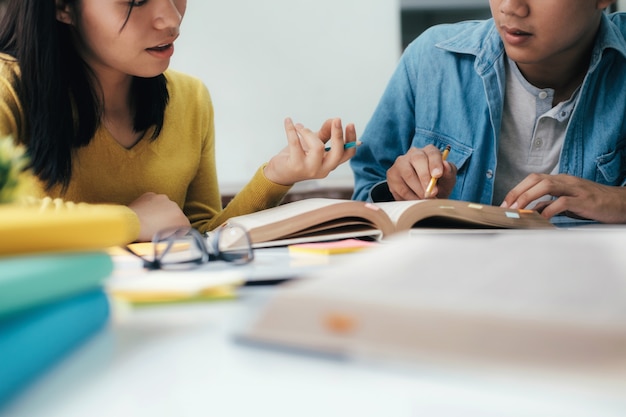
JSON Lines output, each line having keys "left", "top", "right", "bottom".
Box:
{"left": 125, "top": 223, "right": 254, "bottom": 270}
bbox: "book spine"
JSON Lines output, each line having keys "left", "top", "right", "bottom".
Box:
{"left": 0, "top": 251, "right": 113, "bottom": 319}
{"left": 0, "top": 289, "right": 110, "bottom": 407}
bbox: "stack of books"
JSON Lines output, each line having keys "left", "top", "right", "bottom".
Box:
{"left": 0, "top": 204, "right": 136, "bottom": 408}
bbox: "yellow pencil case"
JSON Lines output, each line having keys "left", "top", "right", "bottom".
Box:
{"left": 0, "top": 204, "right": 137, "bottom": 255}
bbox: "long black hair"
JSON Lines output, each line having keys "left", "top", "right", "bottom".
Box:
{"left": 0, "top": 0, "right": 169, "bottom": 190}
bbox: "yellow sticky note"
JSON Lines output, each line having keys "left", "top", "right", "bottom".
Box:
{"left": 288, "top": 239, "right": 377, "bottom": 256}
{"left": 110, "top": 285, "right": 237, "bottom": 306}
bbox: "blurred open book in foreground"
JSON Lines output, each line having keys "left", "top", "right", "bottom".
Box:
{"left": 242, "top": 229, "right": 626, "bottom": 378}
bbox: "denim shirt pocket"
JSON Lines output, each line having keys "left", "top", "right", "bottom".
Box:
{"left": 596, "top": 144, "right": 626, "bottom": 186}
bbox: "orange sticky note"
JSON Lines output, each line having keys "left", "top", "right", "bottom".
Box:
{"left": 324, "top": 313, "right": 357, "bottom": 334}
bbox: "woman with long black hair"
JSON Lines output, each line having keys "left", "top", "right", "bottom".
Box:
{"left": 0, "top": 0, "right": 357, "bottom": 241}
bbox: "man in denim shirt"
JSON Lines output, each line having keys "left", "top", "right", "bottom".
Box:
{"left": 351, "top": 0, "right": 626, "bottom": 225}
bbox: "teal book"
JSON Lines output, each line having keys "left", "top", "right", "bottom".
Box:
{"left": 0, "top": 289, "right": 110, "bottom": 407}
{"left": 0, "top": 251, "right": 113, "bottom": 319}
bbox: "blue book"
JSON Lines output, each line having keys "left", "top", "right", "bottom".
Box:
{"left": 0, "top": 251, "right": 113, "bottom": 319}
{"left": 0, "top": 289, "right": 110, "bottom": 407}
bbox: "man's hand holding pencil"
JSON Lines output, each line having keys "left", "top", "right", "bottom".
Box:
{"left": 386, "top": 143, "right": 457, "bottom": 201}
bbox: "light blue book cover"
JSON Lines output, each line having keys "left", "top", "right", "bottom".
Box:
{"left": 0, "top": 251, "right": 113, "bottom": 319}
{"left": 0, "top": 289, "right": 110, "bottom": 407}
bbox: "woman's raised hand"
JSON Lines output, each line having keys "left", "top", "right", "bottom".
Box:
{"left": 263, "top": 117, "right": 358, "bottom": 186}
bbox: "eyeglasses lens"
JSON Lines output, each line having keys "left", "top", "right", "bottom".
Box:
{"left": 217, "top": 225, "right": 254, "bottom": 264}
{"left": 157, "top": 228, "right": 207, "bottom": 269}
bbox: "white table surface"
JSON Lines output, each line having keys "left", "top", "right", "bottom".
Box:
{"left": 2, "top": 244, "right": 626, "bottom": 417}
{"left": 1, "top": 288, "right": 624, "bottom": 417}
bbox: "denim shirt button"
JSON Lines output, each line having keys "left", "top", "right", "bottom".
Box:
{"left": 486, "top": 170, "right": 494, "bottom": 179}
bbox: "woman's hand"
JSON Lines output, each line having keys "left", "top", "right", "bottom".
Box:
{"left": 501, "top": 173, "right": 626, "bottom": 223}
{"left": 263, "top": 117, "right": 358, "bottom": 186}
{"left": 129, "top": 192, "right": 190, "bottom": 241}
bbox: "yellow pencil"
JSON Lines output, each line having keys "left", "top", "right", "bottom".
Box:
{"left": 424, "top": 145, "right": 451, "bottom": 198}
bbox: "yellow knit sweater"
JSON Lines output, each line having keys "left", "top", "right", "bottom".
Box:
{"left": 0, "top": 54, "right": 291, "bottom": 241}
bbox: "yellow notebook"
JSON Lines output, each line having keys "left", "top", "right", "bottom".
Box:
{"left": 110, "top": 285, "right": 237, "bottom": 306}
{"left": 0, "top": 204, "right": 136, "bottom": 255}
{"left": 106, "top": 268, "right": 244, "bottom": 306}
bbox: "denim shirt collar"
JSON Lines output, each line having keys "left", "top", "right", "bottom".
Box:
{"left": 590, "top": 13, "right": 626, "bottom": 70}
{"left": 433, "top": 14, "right": 626, "bottom": 75}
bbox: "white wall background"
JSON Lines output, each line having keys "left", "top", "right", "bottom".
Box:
{"left": 171, "top": 0, "right": 624, "bottom": 190}
{"left": 171, "top": 0, "right": 401, "bottom": 190}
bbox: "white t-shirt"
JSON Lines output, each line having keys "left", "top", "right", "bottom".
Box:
{"left": 493, "top": 58, "right": 580, "bottom": 206}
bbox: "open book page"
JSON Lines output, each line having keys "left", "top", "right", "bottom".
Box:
{"left": 223, "top": 198, "right": 553, "bottom": 248}
{"left": 376, "top": 199, "right": 554, "bottom": 230}
{"left": 251, "top": 229, "right": 382, "bottom": 249}
{"left": 243, "top": 229, "right": 626, "bottom": 373}
{"left": 373, "top": 200, "right": 428, "bottom": 226}
{"left": 225, "top": 198, "right": 394, "bottom": 245}
{"left": 290, "top": 232, "right": 626, "bottom": 324}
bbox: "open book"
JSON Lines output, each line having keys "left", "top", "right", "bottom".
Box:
{"left": 240, "top": 231, "right": 626, "bottom": 372}
{"left": 223, "top": 198, "right": 555, "bottom": 248}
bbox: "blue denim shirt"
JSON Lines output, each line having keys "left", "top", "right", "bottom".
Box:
{"left": 351, "top": 14, "right": 626, "bottom": 210}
